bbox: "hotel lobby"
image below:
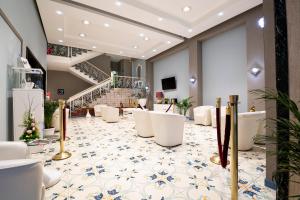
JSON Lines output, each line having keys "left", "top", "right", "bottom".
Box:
{"left": 0, "top": 0, "right": 299, "bottom": 200}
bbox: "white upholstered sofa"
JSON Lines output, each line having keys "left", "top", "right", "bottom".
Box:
{"left": 94, "top": 104, "right": 107, "bottom": 117}
{"left": 149, "top": 111, "right": 185, "bottom": 147}
{"left": 133, "top": 109, "right": 154, "bottom": 138}
{"left": 193, "top": 106, "right": 214, "bottom": 126}
{"left": 102, "top": 106, "right": 119, "bottom": 122}
{"left": 0, "top": 142, "right": 61, "bottom": 194}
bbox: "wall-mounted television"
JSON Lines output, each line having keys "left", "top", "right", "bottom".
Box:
{"left": 161, "top": 76, "right": 176, "bottom": 90}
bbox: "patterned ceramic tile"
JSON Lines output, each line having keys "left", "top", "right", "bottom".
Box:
{"left": 32, "top": 115, "right": 275, "bottom": 200}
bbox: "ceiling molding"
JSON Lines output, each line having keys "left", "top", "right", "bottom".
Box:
{"left": 51, "top": 0, "right": 186, "bottom": 41}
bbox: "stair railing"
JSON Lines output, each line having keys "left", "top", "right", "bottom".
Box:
{"left": 73, "top": 61, "right": 110, "bottom": 83}
{"left": 67, "top": 75, "right": 145, "bottom": 117}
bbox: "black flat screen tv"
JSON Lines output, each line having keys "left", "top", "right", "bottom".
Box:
{"left": 161, "top": 77, "right": 176, "bottom": 90}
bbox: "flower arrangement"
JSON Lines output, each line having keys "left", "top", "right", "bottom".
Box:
{"left": 19, "top": 111, "right": 39, "bottom": 142}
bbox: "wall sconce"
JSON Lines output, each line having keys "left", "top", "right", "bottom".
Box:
{"left": 189, "top": 77, "right": 196, "bottom": 84}
{"left": 249, "top": 66, "right": 262, "bottom": 77}
{"left": 258, "top": 17, "right": 264, "bottom": 29}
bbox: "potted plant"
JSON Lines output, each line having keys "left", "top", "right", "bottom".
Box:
{"left": 44, "top": 100, "right": 59, "bottom": 137}
{"left": 177, "top": 97, "right": 193, "bottom": 117}
{"left": 252, "top": 89, "right": 300, "bottom": 198}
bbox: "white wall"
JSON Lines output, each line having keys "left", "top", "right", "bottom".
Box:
{"left": 153, "top": 49, "right": 189, "bottom": 101}
{"left": 202, "top": 25, "right": 248, "bottom": 112}
{"left": 0, "top": 0, "right": 47, "bottom": 68}
{"left": 0, "top": 0, "right": 47, "bottom": 140}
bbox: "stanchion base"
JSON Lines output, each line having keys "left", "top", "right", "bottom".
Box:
{"left": 52, "top": 151, "right": 72, "bottom": 161}
{"left": 210, "top": 154, "right": 230, "bottom": 165}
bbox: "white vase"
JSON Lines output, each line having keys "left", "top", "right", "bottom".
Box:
{"left": 86, "top": 109, "right": 91, "bottom": 118}
{"left": 138, "top": 98, "right": 147, "bottom": 109}
{"left": 44, "top": 127, "right": 55, "bottom": 137}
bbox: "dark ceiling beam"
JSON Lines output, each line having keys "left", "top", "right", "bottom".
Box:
{"left": 51, "top": 0, "right": 186, "bottom": 41}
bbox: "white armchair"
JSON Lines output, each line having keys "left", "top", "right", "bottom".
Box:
{"left": 193, "top": 106, "right": 214, "bottom": 126}
{"left": 133, "top": 110, "right": 154, "bottom": 138}
{"left": 52, "top": 108, "right": 69, "bottom": 132}
{"left": 0, "top": 142, "right": 61, "bottom": 189}
{"left": 94, "top": 104, "right": 107, "bottom": 117}
{"left": 150, "top": 111, "right": 185, "bottom": 147}
{"left": 0, "top": 142, "right": 44, "bottom": 200}
{"left": 211, "top": 106, "right": 227, "bottom": 128}
{"left": 102, "top": 106, "right": 119, "bottom": 123}
{"left": 220, "top": 111, "right": 266, "bottom": 150}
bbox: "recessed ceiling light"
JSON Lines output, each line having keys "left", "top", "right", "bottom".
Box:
{"left": 139, "top": 33, "right": 144, "bottom": 37}
{"left": 133, "top": 45, "right": 138, "bottom": 49}
{"left": 141, "top": 55, "right": 145, "bottom": 58}
{"left": 182, "top": 6, "right": 191, "bottom": 12}
{"left": 158, "top": 17, "right": 163, "bottom": 21}
{"left": 56, "top": 10, "right": 63, "bottom": 15}
{"left": 188, "top": 29, "right": 193, "bottom": 33}
{"left": 119, "top": 51, "right": 123, "bottom": 54}
{"left": 144, "top": 37, "right": 149, "bottom": 41}
{"left": 152, "top": 49, "right": 157, "bottom": 52}
{"left": 166, "top": 41, "right": 171, "bottom": 44}
{"left": 58, "top": 39, "right": 63, "bottom": 43}
{"left": 57, "top": 28, "right": 63, "bottom": 32}
{"left": 79, "top": 33, "right": 86, "bottom": 37}
{"left": 82, "top": 20, "right": 90, "bottom": 25}
{"left": 92, "top": 46, "right": 96, "bottom": 49}
{"left": 104, "top": 23, "right": 110, "bottom": 27}
{"left": 218, "top": 12, "right": 224, "bottom": 16}
{"left": 115, "top": 1, "right": 122, "bottom": 6}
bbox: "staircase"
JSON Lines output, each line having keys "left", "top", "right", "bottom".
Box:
{"left": 67, "top": 76, "right": 144, "bottom": 117}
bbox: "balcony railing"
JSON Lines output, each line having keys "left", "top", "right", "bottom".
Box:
{"left": 47, "top": 43, "right": 90, "bottom": 58}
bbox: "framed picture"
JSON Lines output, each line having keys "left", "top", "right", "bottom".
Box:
{"left": 57, "top": 89, "right": 65, "bottom": 95}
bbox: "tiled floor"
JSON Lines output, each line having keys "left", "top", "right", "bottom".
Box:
{"left": 33, "top": 115, "right": 275, "bottom": 200}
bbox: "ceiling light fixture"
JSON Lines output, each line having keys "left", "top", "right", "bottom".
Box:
{"left": 57, "top": 28, "right": 63, "bottom": 32}
{"left": 152, "top": 49, "right": 157, "bottom": 52}
{"left": 139, "top": 33, "right": 144, "bottom": 37}
{"left": 182, "top": 6, "right": 191, "bottom": 12}
{"left": 104, "top": 23, "right": 110, "bottom": 27}
{"left": 82, "top": 20, "right": 90, "bottom": 25}
{"left": 141, "top": 55, "right": 145, "bottom": 58}
{"left": 56, "top": 10, "right": 63, "bottom": 15}
{"left": 133, "top": 45, "right": 138, "bottom": 49}
{"left": 258, "top": 17, "right": 265, "bottom": 29}
{"left": 158, "top": 17, "right": 163, "bottom": 21}
{"left": 144, "top": 37, "right": 149, "bottom": 41}
{"left": 166, "top": 41, "right": 171, "bottom": 44}
{"left": 79, "top": 33, "right": 86, "bottom": 37}
{"left": 218, "top": 12, "right": 224, "bottom": 16}
{"left": 92, "top": 46, "right": 97, "bottom": 49}
{"left": 58, "top": 39, "right": 63, "bottom": 43}
{"left": 119, "top": 51, "right": 123, "bottom": 54}
{"left": 115, "top": 1, "right": 122, "bottom": 6}
{"left": 188, "top": 29, "right": 193, "bottom": 33}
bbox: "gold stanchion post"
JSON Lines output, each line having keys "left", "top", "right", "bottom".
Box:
{"left": 53, "top": 99, "right": 72, "bottom": 161}
{"left": 229, "top": 95, "right": 239, "bottom": 200}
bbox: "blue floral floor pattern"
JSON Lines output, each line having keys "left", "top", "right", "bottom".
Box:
{"left": 33, "top": 115, "right": 275, "bottom": 200}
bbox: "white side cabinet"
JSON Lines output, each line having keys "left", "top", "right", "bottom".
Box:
{"left": 13, "top": 89, "right": 44, "bottom": 140}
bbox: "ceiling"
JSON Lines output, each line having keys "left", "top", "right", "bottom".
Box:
{"left": 37, "top": 0, "right": 262, "bottom": 60}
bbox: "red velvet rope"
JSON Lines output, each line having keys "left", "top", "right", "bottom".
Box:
{"left": 216, "top": 107, "right": 231, "bottom": 168}
{"left": 63, "top": 108, "right": 66, "bottom": 141}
